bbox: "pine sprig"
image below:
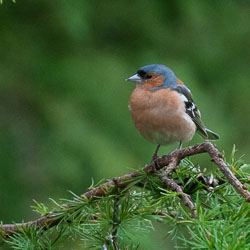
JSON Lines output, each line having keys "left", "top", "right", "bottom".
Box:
{"left": 1, "top": 143, "right": 249, "bottom": 249}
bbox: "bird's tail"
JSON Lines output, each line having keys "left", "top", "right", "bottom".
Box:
{"left": 205, "top": 128, "right": 220, "bottom": 141}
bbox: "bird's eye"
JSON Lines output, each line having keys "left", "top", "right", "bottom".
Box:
{"left": 146, "top": 74, "right": 152, "bottom": 79}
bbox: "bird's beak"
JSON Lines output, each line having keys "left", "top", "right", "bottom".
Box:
{"left": 126, "top": 74, "right": 142, "bottom": 83}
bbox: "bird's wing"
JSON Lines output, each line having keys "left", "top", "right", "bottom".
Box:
{"left": 173, "top": 85, "right": 209, "bottom": 139}
{"left": 150, "top": 84, "right": 219, "bottom": 140}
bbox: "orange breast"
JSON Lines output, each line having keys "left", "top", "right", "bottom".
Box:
{"left": 129, "top": 86, "right": 196, "bottom": 145}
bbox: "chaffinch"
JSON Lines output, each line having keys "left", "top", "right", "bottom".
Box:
{"left": 126, "top": 64, "right": 219, "bottom": 160}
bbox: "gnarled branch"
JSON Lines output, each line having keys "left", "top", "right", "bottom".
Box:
{"left": 157, "top": 172, "right": 197, "bottom": 218}
{"left": 1, "top": 142, "right": 249, "bottom": 237}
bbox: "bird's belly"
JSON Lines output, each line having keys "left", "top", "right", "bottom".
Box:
{"left": 130, "top": 107, "right": 196, "bottom": 145}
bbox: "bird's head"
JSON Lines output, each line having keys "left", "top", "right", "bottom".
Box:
{"left": 126, "top": 64, "right": 177, "bottom": 89}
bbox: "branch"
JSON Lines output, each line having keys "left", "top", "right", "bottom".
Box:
{"left": 1, "top": 142, "right": 249, "bottom": 237}
{"left": 157, "top": 173, "right": 197, "bottom": 218}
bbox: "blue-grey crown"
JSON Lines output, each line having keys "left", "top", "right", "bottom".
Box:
{"left": 139, "top": 64, "right": 177, "bottom": 88}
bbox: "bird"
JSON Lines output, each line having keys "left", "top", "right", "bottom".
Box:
{"left": 126, "top": 64, "right": 219, "bottom": 163}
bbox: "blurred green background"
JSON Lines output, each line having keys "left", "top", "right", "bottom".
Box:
{"left": 0, "top": 0, "right": 250, "bottom": 249}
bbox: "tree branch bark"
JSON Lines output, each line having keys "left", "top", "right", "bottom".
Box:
{"left": 157, "top": 172, "right": 197, "bottom": 218}
{"left": 1, "top": 142, "right": 249, "bottom": 237}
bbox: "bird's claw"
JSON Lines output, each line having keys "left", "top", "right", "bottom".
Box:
{"left": 150, "top": 156, "right": 160, "bottom": 172}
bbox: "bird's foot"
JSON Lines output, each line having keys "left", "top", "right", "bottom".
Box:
{"left": 150, "top": 155, "right": 160, "bottom": 173}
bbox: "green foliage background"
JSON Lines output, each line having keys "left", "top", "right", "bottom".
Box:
{"left": 0, "top": 0, "right": 250, "bottom": 249}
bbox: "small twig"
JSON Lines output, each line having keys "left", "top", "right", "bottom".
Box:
{"left": 111, "top": 197, "right": 119, "bottom": 250}
{"left": 0, "top": 213, "right": 61, "bottom": 236}
{"left": 157, "top": 173, "right": 197, "bottom": 218}
{"left": 1, "top": 142, "right": 249, "bottom": 237}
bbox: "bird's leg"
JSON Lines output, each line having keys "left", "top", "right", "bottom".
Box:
{"left": 150, "top": 144, "right": 161, "bottom": 172}
{"left": 176, "top": 141, "right": 184, "bottom": 169}
{"left": 152, "top": 144, "right": 161, "bottom": 161}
